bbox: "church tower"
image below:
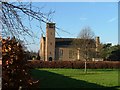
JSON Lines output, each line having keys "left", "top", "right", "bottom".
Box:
{"left": 45, "top": 23, "right": 55, "bottom": 61}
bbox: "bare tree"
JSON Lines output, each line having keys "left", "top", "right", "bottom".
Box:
{"left": 1, "top": 1, "right": 55, "bottom": 89}
{"left": 72, "top": 27, "right": 96, "bottom": 73}
{"left": 1, "top": 1, "right": 54, "bottom": 42}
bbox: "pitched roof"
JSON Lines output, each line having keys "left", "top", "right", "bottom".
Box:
{"left": 55, "top": 38, "right": 74, "bottom": 47}
{"left": 42, "top": 37, "right": 96, "bottom": 48}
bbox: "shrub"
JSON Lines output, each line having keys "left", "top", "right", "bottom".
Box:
{"left": 27, "top": 60, "right": 120, "bottom": 69}
{"left": 2, "top": 37, "right": 39, "bottom": 89}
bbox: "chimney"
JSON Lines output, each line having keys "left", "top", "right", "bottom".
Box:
{"left": 95, "top": 36, "right": 100, "bottom": 52}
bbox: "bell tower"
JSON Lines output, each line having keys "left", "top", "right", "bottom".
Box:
{"left": 45, "top": 23, "right": 55, "bottom": 61}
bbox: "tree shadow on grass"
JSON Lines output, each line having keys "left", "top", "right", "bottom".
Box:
{"left": 118, "top": 69, "right": 120, "bottom": 88}
{"left": 30, "top": 69, "right": 119, "bottom": 90}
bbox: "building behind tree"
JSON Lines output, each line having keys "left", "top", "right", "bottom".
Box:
{"left": 40, "top": 23, "right": 100, "bottom": 61}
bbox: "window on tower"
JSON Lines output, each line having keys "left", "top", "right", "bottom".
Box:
{"left": 50, "top": 42, "right": 52, "bottom": 45}
{"left": 51, "top": 32, "right": 52, "bottom": 35}
{"left": 48, "top": 23, "right": 55, "bottom": 28}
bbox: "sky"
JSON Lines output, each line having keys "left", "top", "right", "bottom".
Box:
{"left": 8, "top": 0, "right": 120, "bottom": 2}
{"left": 22, "top": 2, "right": 118, "bottom": 52}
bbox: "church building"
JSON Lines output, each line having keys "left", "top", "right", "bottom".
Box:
{"left": 40, "top": 23, "right": 100, "bottom": 61}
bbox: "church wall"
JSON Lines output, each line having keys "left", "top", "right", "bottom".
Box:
{"left": 55, "top": 47, "right": 79, "bottom": 61}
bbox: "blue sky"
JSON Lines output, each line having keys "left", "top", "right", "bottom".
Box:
{"left": 25, "top": 2, "right": 118, "bottom": 52}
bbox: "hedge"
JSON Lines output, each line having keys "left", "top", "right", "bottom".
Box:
{"left": 27, "top": 60, "right": 120, "bottom": 69}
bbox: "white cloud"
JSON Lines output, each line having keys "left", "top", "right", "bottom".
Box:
{"left": 108, "top": 17, "right": 117, "bottom": 23}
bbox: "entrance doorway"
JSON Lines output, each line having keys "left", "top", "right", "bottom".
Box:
{"left": 49, "top": 57, "right": 52, "bottom": 61}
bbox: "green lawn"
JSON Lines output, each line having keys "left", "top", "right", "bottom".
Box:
{"left": 30, "top": 68, "right": 120, "bottom": 89}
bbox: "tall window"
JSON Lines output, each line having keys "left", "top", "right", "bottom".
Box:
{"left": 49, "top": 23, "right": 55, "bottom": 28}
{"left": 59, "top": 49, "right": 63, "bottom": 59}
{"left": 51, "top": 32, "right": 52, "bottom": 35}
{"left": 50, "top": 42, "right": 52, "bottom": 45}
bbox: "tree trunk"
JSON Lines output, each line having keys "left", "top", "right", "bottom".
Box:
{"left": 84, "top": 60, "right": 87, "bottom": 73}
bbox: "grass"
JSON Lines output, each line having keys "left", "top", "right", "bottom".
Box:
{"left": 30, "top": 68, "right": 120, "bottom": 89}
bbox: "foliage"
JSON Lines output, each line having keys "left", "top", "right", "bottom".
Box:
{"left": 99, "top": 44, "right": 120, "bottom": 61}
{"left": 107, "top": 45, "right": 120, "bottom": 61}
{"left": 37, "top": 50, "right": 40, "bottom": 60}
{"left": 2, "top": 37, "right": 39, "bottom": 89}
{"left": 24, "top": 50, "right": 40, "bottom": 60}
{"left": 99, "top": 43, "right": 112, "bottom": 59}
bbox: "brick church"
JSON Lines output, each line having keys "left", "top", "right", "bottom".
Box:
{"left": 40, "top": 23, "right": 100, "bottom": 61}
